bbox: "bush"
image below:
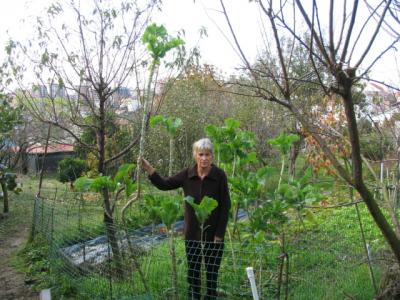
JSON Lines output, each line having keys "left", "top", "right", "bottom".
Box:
{"left": 360, "top": 132, "right": 394, "bottom": 161}
{"left": 58, "top": 157, "right": 88, "bottom": 185}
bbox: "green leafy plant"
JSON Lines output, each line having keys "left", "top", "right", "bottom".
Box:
{"left": 142, "top": 23, "right": 185, "bottom": 64}
{"left": 205, "top": 118, "right": 257, "bottom": 237}
{"left": 277, "top": 168, "right": 325, "bottom": 209}
{"left": 268, "top": 132, "right": 300, "bottom": 187}
{"left": 0, "top": 164, "right": 21, "bottom": 213}
{"left": 185, "top": 196, "right": 218, "bottom": 242}
{"left": 74, "top": 163, "right": 153, "bottom": 287}
{"left": 144, "top": 194, "right": 182, "bottom": 300}
{"left": 155, "top": 196, "right": 182, "bottom": 231}
{"left": 75, "top": 163, "right": 137, "bottom": 215}
{"left": 142, "top": 194, "right": 162, "bottom": 228}
{"left": 58, "top": 157, "right": 88, "bottom": 188}
{"left": 0, "top": 94, "right": 22, "bottom": 214}
{"left": 205, "top": 118, "right": 256, "bottom": 172}
{"left": 150, "top": 115, "right": 183, "bottom": 136}
{"left": 122, "top": 23, "right": 184, "bottom": 221}
{"left": 157, "top": 195, "right": 182, "bottom": 300}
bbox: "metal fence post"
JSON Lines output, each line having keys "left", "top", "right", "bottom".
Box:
{"left": 354, "top": 201, "right": 378, "bottom": 293}
{"left": 40, "top": 197, "right": 44, "bottom": 233}
{"left": 30, "top": 196, "right": 38, "bottom": 241}
{"left": 108, "top": 239, "right": 113, "bottom": 300}
{"left": 50, "top": 206, "right": 54, "bottom": 253}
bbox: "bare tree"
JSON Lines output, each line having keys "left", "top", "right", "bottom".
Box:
{"left": 7, "top": 0, "right": 161, "bottom": 269}
{"left": 219, "top": 0, "right": 400, "bottom": 267}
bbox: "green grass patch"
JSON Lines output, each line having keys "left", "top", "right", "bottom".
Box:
{"left": 11, "top": 176, "right": 390, "bottom": 299}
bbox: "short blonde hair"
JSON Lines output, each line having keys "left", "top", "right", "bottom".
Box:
{"left": 192, "top": 138, "right": 213, "bottom": 158}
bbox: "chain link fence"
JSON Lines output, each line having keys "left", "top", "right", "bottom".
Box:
{"left": 29, "top": 190, "right": 386, "bottom": 299}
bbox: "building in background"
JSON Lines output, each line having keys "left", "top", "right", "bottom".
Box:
{"left": 23, "top": 143, "right": 75, "bottom": 174}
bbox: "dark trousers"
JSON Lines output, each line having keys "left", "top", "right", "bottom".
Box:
{"left": 185, "top": 240, "right": 224, "bottom": 300}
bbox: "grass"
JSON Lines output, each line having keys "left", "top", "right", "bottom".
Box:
{"left": 10, "top": 174, "right": 394, "bottom": 299}
{"left": 0, "top": 191, "right": 33, "bottom": 239}
{"left": 285, "top": 204, "right": 385, "bottom": 299}
{"left": 13, "top": 236, "right": 52, "bottom": 291}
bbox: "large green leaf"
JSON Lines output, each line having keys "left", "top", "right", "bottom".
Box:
{"left": 169, "top": 117, "right": 182, "bottom": 135}
{"left": 268, "top": 132, "right": 300, "bottom": 155}
{"left": 224, "top": 118, "right": 240, "bottom": 130}
{"left": 91, "top": 176, "right": 117, "bottom": 192}
{"left": 143, "top": 194, "right": 162, "bottom": 223}
{"left": 114, "top": 163, "right": 135, "bottom": 184}
{"left": 142, "top": 23, "right": 184, "bottom": 63}
{"left": 185, "top": 196, "right": 218, "bottom": 224}
{"left": 74, "top": 176, "right": 93, "bottom": 192}
{"left": 150, "top": 115, "right": 182, "bottom": 136}
{"left": 159, "top": 197, "right": 181, "bottom": 229}
{"left": 125, "top": 181, "right": 137, "bottom": 198}
{"left": 149, "top": 115, "right": 164, "bottom": 127}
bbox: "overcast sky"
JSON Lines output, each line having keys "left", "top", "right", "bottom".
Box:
{"left": 0, "top": 0, "right": 399, "bottom": 87}
{"left": 0, "top": 0, "right": 261, "bottom": 75}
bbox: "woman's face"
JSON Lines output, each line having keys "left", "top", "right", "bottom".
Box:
{"left": 195, "top": 149, "right": 213, "bottom": 169}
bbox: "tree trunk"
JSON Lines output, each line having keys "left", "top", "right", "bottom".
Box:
{"left": 98, "top": 92, "right": 123, "bottom": 276}
{"left": 340, "top": 80, "right": 400, "bottom": 264}
{"left": 356, "top": 181, "right": 400, "bottom": 263}
{"left": 104, "top": 211, "right": 123, "bottom": 277}
{"left": 288, "top": 136, "right": 302, "bottom": 180}
{"left": 383, "top": 185, "right": 400, "bottom": 239}
{"left": 37, "top": 124, "right": 51, "bottom": 198}
{"left": 1, "top": 180, "right": 9, "bottom": 214}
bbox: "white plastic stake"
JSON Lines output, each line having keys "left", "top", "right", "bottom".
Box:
{"left": 40, "top": 289, "right": 51, "bottom": 300}
{"left": 246, "top": 267, "right": 260, "bottom": 300}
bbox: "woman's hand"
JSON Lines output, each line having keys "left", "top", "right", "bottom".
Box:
{"left": 214, "top": 236, "right": 223, "bottom": 243}
{"left": 141, "top": 158, "right": 155, "bottom": 175}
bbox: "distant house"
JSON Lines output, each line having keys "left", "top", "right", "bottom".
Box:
{"left": 363, "top": 82, "right": 398, "bottom": 123}
{"left": 24, "top": 143, "right": 75, "bottom": 174}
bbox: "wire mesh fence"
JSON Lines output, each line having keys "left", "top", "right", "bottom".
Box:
{"left": 28, "top": 191, "right": 387, "bottom": 300}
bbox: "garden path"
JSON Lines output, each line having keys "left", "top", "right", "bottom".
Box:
{"left": 0, "top": 214, "right": 38, "bottom": 300}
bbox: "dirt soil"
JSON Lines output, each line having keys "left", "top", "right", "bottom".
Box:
{"left": 0, "top": 214, "right": 38, "bottom": 300}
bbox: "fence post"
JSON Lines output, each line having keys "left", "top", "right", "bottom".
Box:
{"left": 83, "top": 241, "right": 86, "bottom": 264}
{"left": 50, "top": 207, "right": 54, "bottom": 253}
{"left": 277, "top": 233, "right": 288, "bottom": 300}
{"left": 39, "top": 289, "right": 52, "bottom": 300}
{"left": 353, "top": 197, "right": 378, "bottom": 293}
{"left": 108, "top": 239, "right": 113, "bottom": 300}
{"left": 78, "top": 194, "right": 82, "bottom": 231}
{"left": 246, "top": 267, "right": 259, "bottom": 300}
{"left": 40, "top": 197, "right": 44, "bottom": 233}
{"left": 30, "top": 196, "right": 38, "bottom": 242}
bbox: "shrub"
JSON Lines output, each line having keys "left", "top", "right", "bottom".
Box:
{"left": 360, "top": 132, "right": 394, "bottom": 161}
{"left": 58, "top": 157, "right": 88, "bottom": 186}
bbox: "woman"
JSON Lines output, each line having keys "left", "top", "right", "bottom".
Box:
{"left": 142, "top": 138, "right": 231, "bottom": 300}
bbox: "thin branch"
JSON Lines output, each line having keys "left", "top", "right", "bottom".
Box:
{"left": 295, "top": 0, "right": 333, "bottom": 67}
{"left": 328, "top": 0, "right": 336, "bottom": 62}
{"left": 339, "top": 0, "right": 360, "bottom": 65}
{"left": 354, "top": 0, "right": 392, "bottom": 68}
{"left": 219, "top": 0, "right": 255, "bottom": 77}
{"left": 105, "top": 136, "right": 140, "bottom": 166}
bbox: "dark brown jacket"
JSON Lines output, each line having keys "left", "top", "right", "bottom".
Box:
{"left": 148, "top": 164, "right": 231, "bottom": 241}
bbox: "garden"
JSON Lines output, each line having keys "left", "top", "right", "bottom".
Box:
{"left": 1, "top": 1, "right": 400, "bottom": 299}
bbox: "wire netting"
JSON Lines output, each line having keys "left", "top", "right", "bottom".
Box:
{"left": 28, "top": 190, "right": 388, "bottom": 300}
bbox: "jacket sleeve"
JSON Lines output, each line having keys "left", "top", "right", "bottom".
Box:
{"left": 215, "top": 172, "right": 231, "bottom": 239}
{"left": 148, "top": 169, "right": 186, "bottom": 191}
